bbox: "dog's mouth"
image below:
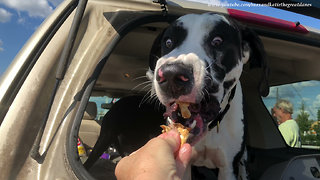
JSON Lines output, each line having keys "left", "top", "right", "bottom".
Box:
{"left": 163, "top": 98, "right": 220, "bottom": 145}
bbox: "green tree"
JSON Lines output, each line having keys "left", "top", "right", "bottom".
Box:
{"left": 296, "top": 102, "right": 311, "bottom": 134}
{"left": 313, "top": 109, "right": 320, "bottom": 145}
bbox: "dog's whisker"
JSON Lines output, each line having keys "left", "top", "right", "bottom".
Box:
{"left": 140, "top": 84, "right": 152, "bottom": 91}
{"left": 135, "top": 81, "right": 152, "bottom": 92}
{"left": 133, "top": 75, "right": 149, "bottom": 81}
{"left": 143, "top": 90, "right": 158, "bottom": 104}
{"left": 204, "top": 88, "right": 211, "bottom": 101}
{"left": 131, "top": 81, "right": 151, "bottom": 91}
{"left": 140, "top": 91, "right": 154, "bottom": 107}
{"left": 150, "top": 54, "right": 160, "bottom": 60}
{"left": 148, "top": 94, "right": 162, "bottom": 111}
{"left": 149, "top": 93, "right": 157, "bottom": 103}
{"left": 139, "top": 92, "right": 155, "bottom": 108}
{"left": 134, "top": 83, "right": 152, "bottom": 94}
{"left": 205, "top": 74, "right": 214, "bottom": 82}
{"left": 151, "top": 95, "right": 160, "bottom": 107}
{"left": 201, "top": 89, "right": 205, "bottom": 97}
{"left": 157, "top": 101, "right": 163, "bottom": 111}
{"left": 206, "top": 61, "right": 214, "bottom": 70}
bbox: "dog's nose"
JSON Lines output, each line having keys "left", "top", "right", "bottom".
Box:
{"left": 156, "top": 63, "right": 194, "bottom": 98}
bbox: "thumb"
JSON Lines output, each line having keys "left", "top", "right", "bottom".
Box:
{"left": 176, "top": 143, "right": 192, "bottom": 177}
{"left": 158, "top": 130, "right": 181, "bottom": 153}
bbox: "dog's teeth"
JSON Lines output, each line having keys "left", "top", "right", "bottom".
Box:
{"left": 190, "top": 120, "right": 197, "bottom": 129}
{"left": 167, "top": 117, "right": 173, "bottom": 124}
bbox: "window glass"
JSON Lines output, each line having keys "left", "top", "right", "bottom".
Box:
{"left": 262, "top": 81, "right": 320, "bottom": 149}
{"left": 78, "top": 96, "right": 120, "bottom": 160}
{"left": 89, "top": 96, "right": 119, "bottom": 120}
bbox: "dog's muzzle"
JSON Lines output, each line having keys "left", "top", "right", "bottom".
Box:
{"left": 154, "top": 59, "right": 238, "bottom": 145}
{"left": 156, "top": 63, "right": 194, "bottom": 99}
{"left": 154, "top": 61, "right": 222, "bottom": 145}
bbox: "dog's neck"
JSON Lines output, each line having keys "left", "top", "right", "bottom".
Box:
{"left": 191, "top": 82, "right": 245, "bottom": 169}
{"left": 208, "top": 85, "right": 237, "bottom": 131}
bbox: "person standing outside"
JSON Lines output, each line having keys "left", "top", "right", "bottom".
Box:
{"left": 272, "top": 99, "right": 301, "bottom": 147}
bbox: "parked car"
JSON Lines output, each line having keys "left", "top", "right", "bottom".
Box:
{"left": 1, "top": 0, "right": 320, "bottom": 179}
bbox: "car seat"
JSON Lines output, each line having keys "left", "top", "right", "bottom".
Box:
{"left": 79, "top": 102, "right": 101, "bottom": 148}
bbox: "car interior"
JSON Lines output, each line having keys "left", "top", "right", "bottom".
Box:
{"left": 75, "top": 13, "right": 320, "bottom": 179}
{"left": 1, "top": 1, "right": 320, "bottom": 179}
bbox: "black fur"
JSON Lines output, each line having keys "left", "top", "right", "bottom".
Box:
{"left": 83, "top": 96, "right": 165, "bottom": 169}
{"left": 203, "top": 20, "right": 242, "bottom": 74}
{"left": 161, "top": 21, "right": 188, "bottom": 56}
{"left": 241, "top": 28, "right": 269, "bottom": 97}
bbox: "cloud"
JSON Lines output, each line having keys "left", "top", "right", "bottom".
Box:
{"left": 302, "top": 97, "right": 310, "bottom": 102}
{"left": 0, "top": 0, "right": 53, "bottom": 18}
{"left": 17, "top": 15, "right": 25, "bottom": 24}
{"left": 0, "top": 39, "right": 4, "bottom": 52}
{"left": 48, "top": 0, "right": 64, "bottom": 7}
{"left": 266, "top": 81, "right": 320, "bottom": 100}
{"left": 267, "top": 85, "right": 295, "bottom": 99}
{"left": 0, "top": 7, "right": 12, "bottom": 22}
{"left": 292, "top": 81, "right": 320, "bottom": 90}
{"left": 312, "top": 94, "right": 320, "bottom": 109}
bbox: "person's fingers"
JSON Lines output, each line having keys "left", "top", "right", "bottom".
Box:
{"left": 178, "top": 143, "right": 192, "bottom": 164}
{"left": 175, "top": 143, "right": 192, "bottom": 177}
{"left": 116, "top": 130, "right": 192, "bottom": 180}
{"left": 158, "top": 129, "right": 181, "bottom": 153}
{"left": 115, "top": 155, "right": 133, "bottom": 179}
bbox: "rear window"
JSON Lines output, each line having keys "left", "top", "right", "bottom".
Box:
{"left": 262, "top": 80, "right": 320, "bottom": 149}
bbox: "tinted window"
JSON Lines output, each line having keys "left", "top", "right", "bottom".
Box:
{"left": 262, "top": 81, "right": 320, "bottom": 149}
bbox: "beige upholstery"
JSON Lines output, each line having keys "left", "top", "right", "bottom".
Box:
{"left": 79, "top": 102, "right": 101, "bottom": 148}
{"left": 83, "top": 102, "right": 98, "bottom": 119}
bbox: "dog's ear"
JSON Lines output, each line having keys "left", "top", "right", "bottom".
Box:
{"left": 241, "top": 27, "right": 270, "bottom": 97}
{"left": 241, "top": 42, "right": 250, "bottom": 64}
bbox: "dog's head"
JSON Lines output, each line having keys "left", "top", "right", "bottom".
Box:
{"left": 147, "top": 13, "right": 268, "bottom": 145}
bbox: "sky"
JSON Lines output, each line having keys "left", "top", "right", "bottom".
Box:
{"left": 0, "top": 0, "right": 63, "bottom": 77}
{"left": 0, "top": 0, "right": 320, "bottom": 119}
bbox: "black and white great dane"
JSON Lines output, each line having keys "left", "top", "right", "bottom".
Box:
{"left": 147, "top": 13, "right": 268, "bottom": 180}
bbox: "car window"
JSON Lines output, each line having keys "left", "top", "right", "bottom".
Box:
{"left": 89, "top": 96, "right": 118, "bottom": 120}
{"left": 262, "top": 80, "right": 320, "bottom": 149}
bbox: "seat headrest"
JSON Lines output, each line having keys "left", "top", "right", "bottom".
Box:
{"left": 83, "top": 102, "right": 97, "bottom": 120}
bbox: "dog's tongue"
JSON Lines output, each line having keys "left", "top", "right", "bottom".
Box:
{"left": 163, "top": 102, "right": 178, "bottom": 119}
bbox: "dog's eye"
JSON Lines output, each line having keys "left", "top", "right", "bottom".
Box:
{"left": 165, "top": 38, "right": 173, "bottom": 49}
{"left": 211, "top": 37, "right": 223, "bottom": 46}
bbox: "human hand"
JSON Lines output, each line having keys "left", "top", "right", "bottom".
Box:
{"left": 115, "top": 129, "right": 192, "bottom": 180}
